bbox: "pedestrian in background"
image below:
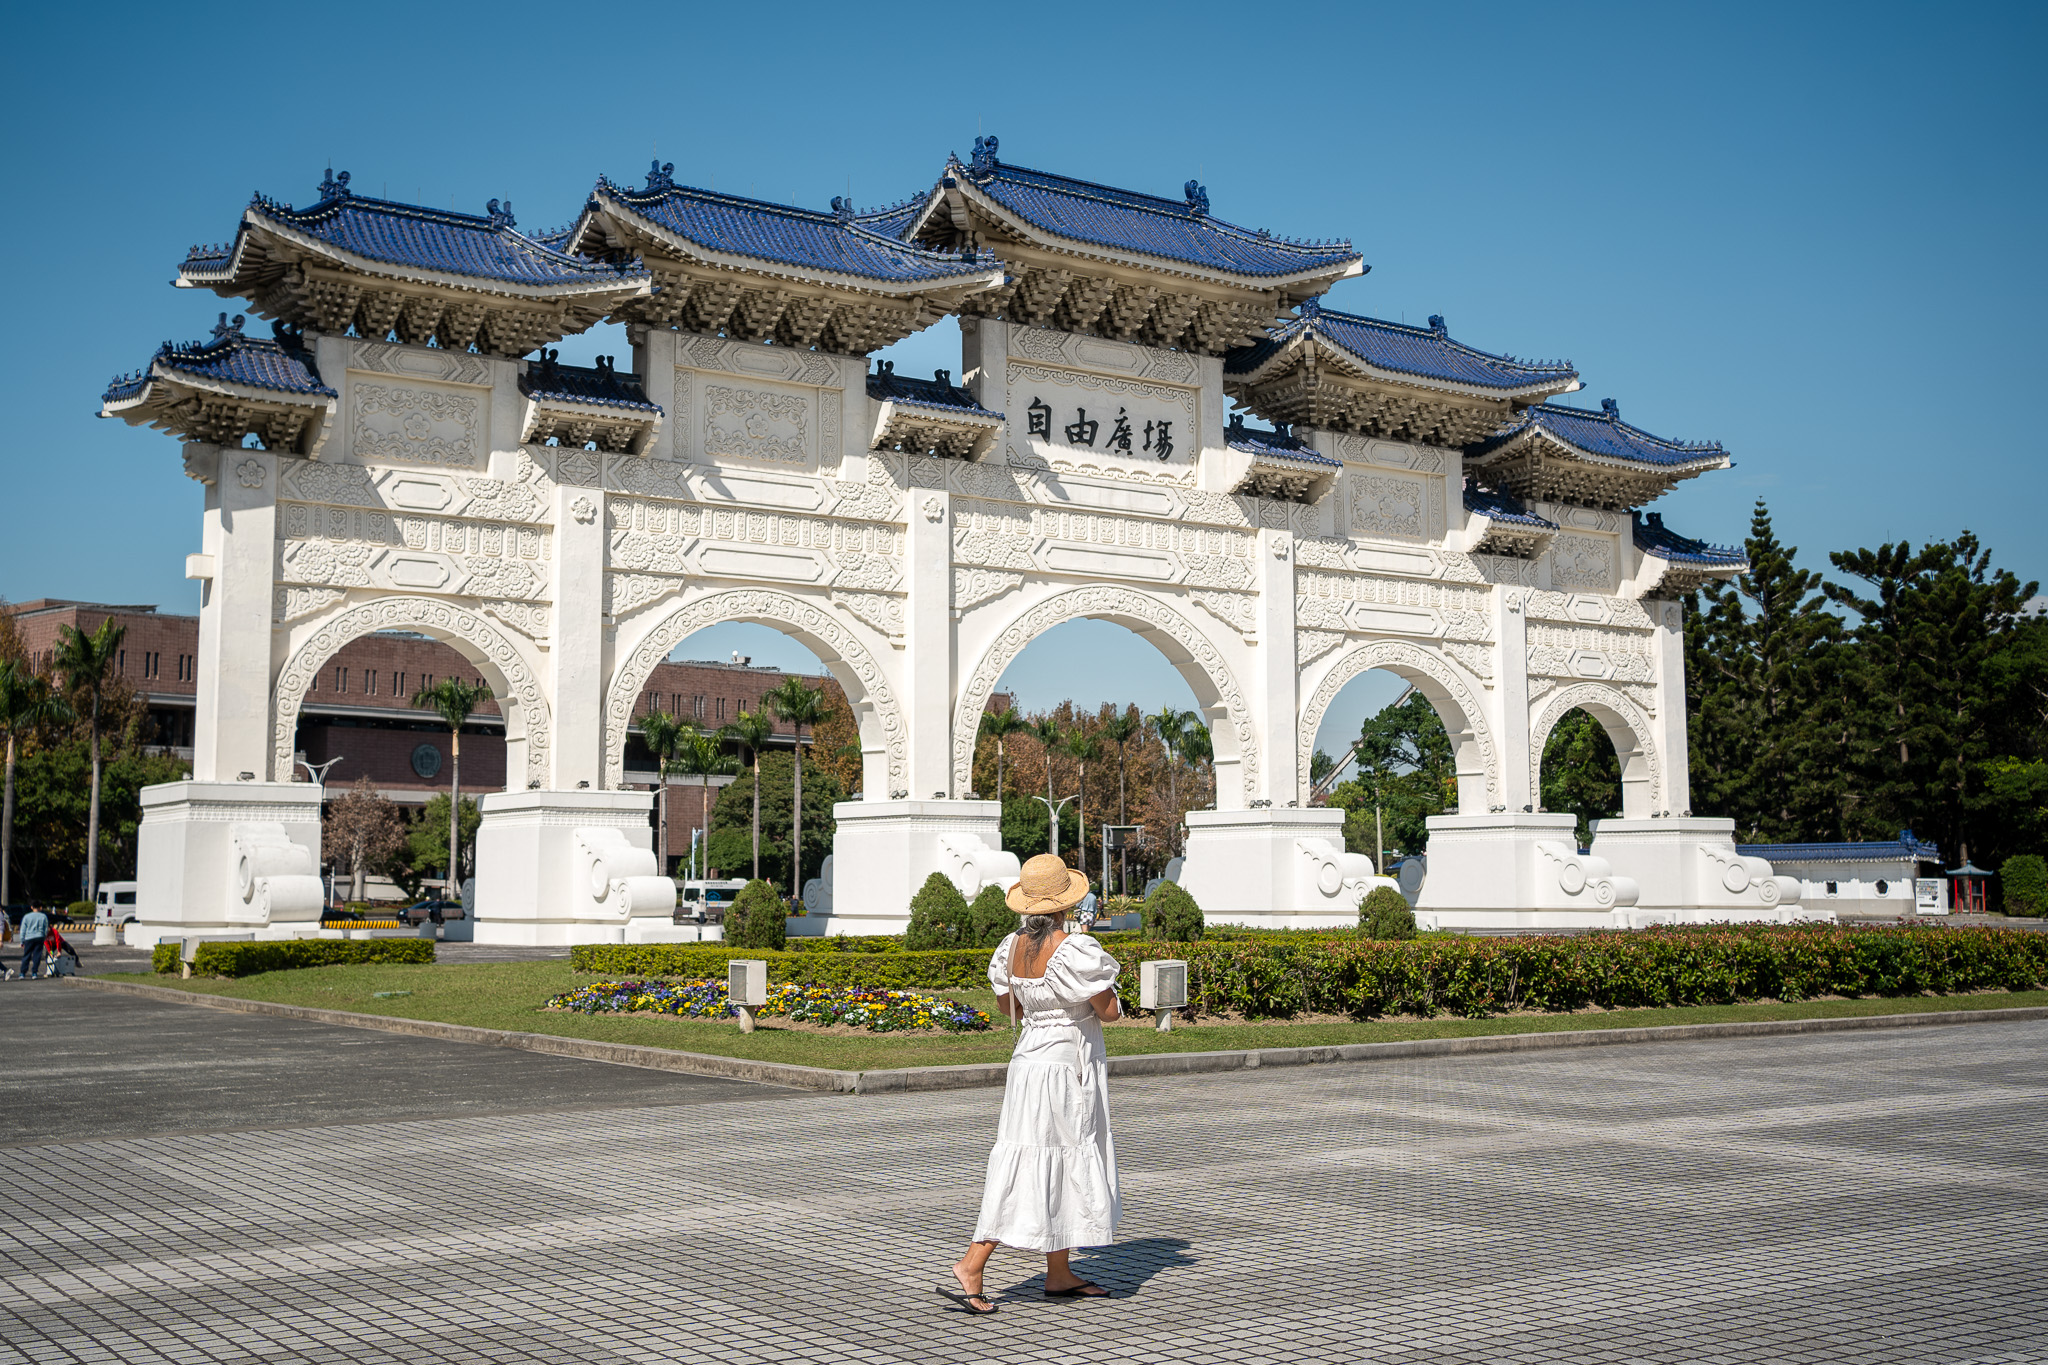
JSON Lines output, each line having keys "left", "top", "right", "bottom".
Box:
{"left": 17, "top": 904, "right": 49, "bottom": 980}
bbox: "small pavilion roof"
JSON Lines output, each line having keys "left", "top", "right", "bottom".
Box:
{"left": 1228, "top": 301, "right": 1579, "bottom": 399}
{"left": 1464, "top": 481, "right": 1557, "bottom": 531}
{"left": 917, "top": 139, "right": 1363, "bottom": 283}
{"left": 865, "top": 361, "right": 1002, "bottom": 460}
{"left": 1224, "top": 414, "right": 1337, "bottom": 467}
{"left": 1221, "top": 414, "right": 1337, "bottom": 503}
{"left": 1464, "top": 398, "right": 1731, "bottom": 510}
{"left": 100, "top": 314, "right": 336, "bottom": 455}
{"left": 1737, "top": 830, "right": 1943, "bottom": 864}
{"left": 518, "top": 353, "right": 660, "bottom": 413}
{"left": 1471, "top": 399, "right": 1729, "bottom": 468}
{"left": 103, "top": 315, "right": 336, "bottom": 407}
{"left": 1633, "top": 512, "right": 1745, "bottom": 568}
{"left": 578, "top": 165, "right": 1000, "bottom": 289}
{"left": 180, "top": 172, "right": 651, "bottom": 295}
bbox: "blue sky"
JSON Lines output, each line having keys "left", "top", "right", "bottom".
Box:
{"left": 5, "top": 0, "right": 2039, "bottom": 762}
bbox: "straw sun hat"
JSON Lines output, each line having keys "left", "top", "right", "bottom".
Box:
{"left": 1005, "top": 853, "right": 1090, "bottom": 916}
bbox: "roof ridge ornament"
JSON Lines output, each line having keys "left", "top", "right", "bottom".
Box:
{"left": 1298, "top": 295, "right": 1322, "bottom": 320}
{"left": 1428, "top": 314, "right": 1448, "bottom": 337}
{"left": 1601, "top": 397, "right": 1620, "bottom": 419}
{"left": 970, "top": 135, "right": 999, "bottom": 176}
{"left": 317, "top": 169, "right": 351, "bottom": 202}
{"left": 210, "top": 312, "right": 245, "bottom": 343}
{"left": 1184, "top": 180, "right": 1209, "bottom": 216}
{"left": 645, "top": 160, "right": 676, "bottom": 193}
{"left": 486, "top": 198, "right": 516, "bottom": 228}
{"left": 830, "top": 195, "right": 854, "bottom": 224}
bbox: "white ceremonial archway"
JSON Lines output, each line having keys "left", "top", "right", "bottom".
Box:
{"left": 1297, "top": 639, "right": 1500, "bottom": 811}
{"left": 951, "top": 584, "right": 1261, "bottom": 807}
{"left": 1528, "top": 682, "right": 1662, "bottom": 819}
{"left": 602, "top": 586, "right": 908, "bottom": 793}
{"left": 271, "top": 596, "right": 552, "bottom": 787}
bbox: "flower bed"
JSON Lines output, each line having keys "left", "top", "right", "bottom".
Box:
{"left": 546, "top": 979, "right": 993, "bottom": 1033}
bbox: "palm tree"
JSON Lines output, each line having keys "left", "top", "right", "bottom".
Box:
{"left": 1149, "top": 705, "right": 1191, "bottom": 814}
{"left": 1062, "top": 726, "right": 1099, "bottom": 892}
{"left": 721, "top": 708, "right": 776, "bottom": 880}
{"left": 1099, "top": 706, "right": 1141, "bottom": 826}
{"left": 639, "top": 708, "right": 688, "bottom": 875}
{"left": 765, "top": 676, "right": 830, "bottom": 895}
{"left": 978, "top": 704, "right": 1028, "bottom": 803}
{"left": 1030, "top": 716, "right": 1063, "bottom": 809}
{"left": 673, "top": 729, "right": 738, "bottom": 878}
{"left": 1183, "top": 721, "right": 1214, "bottom": 811}
{"left": 52, "top": 618, "right": 125, "bottom": 902}
{"left": 411, "top": 676, "right": 493, "bottom": 895}
{"left": 0, "top": 661, "right": 72, "bottom": 907}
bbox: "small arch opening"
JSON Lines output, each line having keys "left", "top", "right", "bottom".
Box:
{"left": 1539, "top": 708, "right": 1623, "bottom": 848}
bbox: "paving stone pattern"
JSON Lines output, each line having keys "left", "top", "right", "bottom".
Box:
{"left": 4, "top": 1010, "right": 2046, "bottom": 1363}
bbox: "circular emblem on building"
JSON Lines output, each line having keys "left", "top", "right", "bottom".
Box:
{"left": 411, "top": 744, "right": 444, "bottom": 779}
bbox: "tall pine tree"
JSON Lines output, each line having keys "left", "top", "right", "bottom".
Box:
{"left": 1685, "top": 499, "right": 1842, "bottom": 841}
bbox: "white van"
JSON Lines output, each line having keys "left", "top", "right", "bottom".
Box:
{"left": 94, "top": 882, "right": 139, "bottom": 925}
{"left": 676, "top": 878, "right": 747, "bottom": 925}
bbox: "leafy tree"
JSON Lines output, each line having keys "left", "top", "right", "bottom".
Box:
{"left": 5, "top": 740, "right": 185, "bottom": 899}
{"left": 1000, "top": 793, "right": 1077, "bottom": 863}
{"left": 1359, "top": 885, "right": 1417, "bottom": 940}
{"left": 1540, "top": 710, "right": 1622, "bottom": 848}
{"left": 904, "top": 871, "right": 970, "bottom": 949}
{"left": 2001, "top": 854, "right": 2047, "bottom": 918}
{"left": 721, "top": 708, "right": 777, "bottom": 880}
{"left": 706, "top": 751, "right": 841, "bottom": 894}
{"left": 1062, "top": 726, "right": 1100, "bottom": 890}
{"left": 322, "top": 777, "right": 407, "bottom": 902}
{"left": 1141, "top": 879, "right": 1202, "bottom": 941}
{"left": 978, "top": 704, "right": 1028, "bottom": 802}
{"left": 407, "top": 794, "right": 481, "bottom": 889}
{"left": 52, "top": 617, "right": 125, "bottom": 900}
{"left": 766, "top": 676, "right": 830, "bottom": 896}
{"left": 727, "top": 877, "right": 788, "bottom": 949}
{"left": 1327, "top": 691, "right": 1454, "bottom": 861}
{"left": 411, "top": 677, "right": 492, "bottom": 885}
{"left": 1029, "top": 715, "right": 1064, "bottom": 807}
{"left": 1686, "top": 500, "right": 1844, "bottom": 840}
{"left": 0, "top": 661, "right": 72, "bottom": 906}
{"left": 1309, "top": 748, "right": 1337, "bottom": 790}
{"left": 672, "top": 727, "right": 738, "bottom": 875}
{"left": 967, "top": 883, "right": 1014, "bottom": 948}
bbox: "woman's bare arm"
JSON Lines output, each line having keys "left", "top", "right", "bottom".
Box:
{"left": 1089, "top": 987, "right": 1122, "bottom": 1022}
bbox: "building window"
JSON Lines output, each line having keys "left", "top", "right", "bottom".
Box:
{"left": 693, "top": 695, "right": 707, "bottom": 719}
{"left": 1825, "top": 881, "right": 1837, "bottom": 895}
{"left": 334, "top": 666, "right": 347, "bottom": 694}
{"left": 716, "top": 697, "right": 726, "bottom": 720}
{"left": 396, "top": 672, "right": 407, "bottom": 697}
{"left": 176, "top": 654, "right": 190, "bottom": 682}
{"left": 118, "top": 650, "right": 126, "bottom": 674}
{"left": 1876, "top": 879, "right": 1889, "bottom": 895}
{"left": 423, "top": 674, "right": 433, "bottom": 690}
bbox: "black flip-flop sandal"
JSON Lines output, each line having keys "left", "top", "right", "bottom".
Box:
{"left": 1043, "top": 1279, "right": 1110, "bottom": 1299}
{"left": 935, "top": 1284, "right": 999, "bottom": 1315}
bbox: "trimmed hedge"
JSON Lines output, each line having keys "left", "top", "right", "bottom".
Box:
{"left": 154, "top": 937, "right": 435, "bottom": 978}
{"left": 578, "top": 925, "right": 2048, "bottom": 1020}
{"left": 2003, "top": 855, "right": 2046, "bottom": 918}
{"left": 572, "top": 942, "right": 991, "bottom": 989}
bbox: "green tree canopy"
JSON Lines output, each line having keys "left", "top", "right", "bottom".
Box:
{"left": 706, "top": 750, "right": 842, "bottom": 892}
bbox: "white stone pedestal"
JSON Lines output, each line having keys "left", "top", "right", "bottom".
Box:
{"left": 1589, "top": 818, "right": 1822, "bottom": 924}
{"left": 473, "top": 789, "right": 675, "bottom": 946}
{"left": 1180, "top": 808, "right": 1392, "bottom": 929}
{"left": 1413, "top": 813, "right": 1639, "bottom": 931}
{"left": 127, "top": 780, "right": 328, "bottom": 947}
{"left": 825, "top": 799, "right": 1016, "bottom": 934}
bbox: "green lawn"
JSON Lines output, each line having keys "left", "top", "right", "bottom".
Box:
{"left": 97, "top": 961, "right": 2048, "bottom": 1073}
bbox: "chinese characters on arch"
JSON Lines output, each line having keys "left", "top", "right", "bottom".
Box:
{"left": 1026, "top": 395, "right": 1175, "bottom": 461}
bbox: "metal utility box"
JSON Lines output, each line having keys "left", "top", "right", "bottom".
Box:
{"left": 728, "top": 958, "right": 769, "bottom": 1007}
{"left": 1139, "top": 959, "right": 1187, "bottom": 1011}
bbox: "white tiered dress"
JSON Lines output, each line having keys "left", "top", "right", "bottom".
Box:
{"left": 972, "top": 932, "right": 1123, "bottom": 1253}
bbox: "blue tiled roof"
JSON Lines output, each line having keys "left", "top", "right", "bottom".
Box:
{"left": 181, "top": 172, "right": 650, "bottom": 292}
{"left": 1228, "top": 302, "right": 1577, "bottom": 394}
{"left": 1224, "top": 415, "right": 1337, "bottom": 467}
{"left": 1633, "top": 512, "right": 1745, "bottom": 566}
{"left": 1472, "top": 399, "right": 1727, "bottom": 467}
{"left": 1464, "top": 481, "right": 1557, "bottom": 530}
{"left": 854, "top": 195, "right": 930, "bottom": 240}
{"left": 949, "top": 140, "right": 1360, "bottom": 280}
{"left": 1737, "top": 831, "right": 1941, "bottom": 864}
{"left": 592, "top": 165, "right": 994, "bottom": 285}
{"left": 519, "top": 354, "right": 659, "bottom": 413}
{"left": 866, "top": 361, "right": 995, "bottom": 415}
{"left": 103, "top": 315, "right": 334, "bottom": 406}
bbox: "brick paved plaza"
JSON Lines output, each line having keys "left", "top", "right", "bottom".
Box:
{"left": 3, "top": 988, "right": 2045, "bottom": 1364}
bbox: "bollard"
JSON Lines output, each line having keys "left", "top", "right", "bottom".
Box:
{"left": 728, "top": 958, "right": 767, "bottom": 1034}
{"left": 1139, "top": 958, "right": 1187, "bottom": 1033}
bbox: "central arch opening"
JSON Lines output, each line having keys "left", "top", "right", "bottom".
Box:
{"left": 1309, "top": 666, "right": 1457, "bottom": 874}
{"left": 969, "top": 617, "right": 1216, "bottom": 900}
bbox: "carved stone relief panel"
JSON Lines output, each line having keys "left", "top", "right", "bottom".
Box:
{"left": 1526, "top": 622, "right": 1656, "bottom": 682}
{"left": 1007, "top": 323, "right": 1198, "bottom": 386}
{"left": 1549, "top": 533, "right": 1618, "bottom": 594}
{"left": 276, "top": 501, "right": 552, "bottom": 601}
{"left": 1337, "top": 434, "right": 1447, "bottom": 474}
{"left": 1295, "top": 572, "right": 1494, "bottom": 640}
{"left": 349, "top": 379, "right": 485, "bottom": 469}
{"left": 350, "top": 339, "right": 491, "bottom": 387}
{"left": 704, "top": 382, "right": 812, "bottom": 467}
{"left": 953, "top": 568, "right": 1023, "bottom": 615}
{"left": 1191, "top": 590, "right": 1259, "bottom": 640}
{"left": 829, "top": 591, "right": 905, "bottom": 642}
{"left": 1525, "top": 591, "right": 1653, "bottom": 629}
{"left": 1349, "top": 471, "right": 1431, "bottom": 539}
{"left": 606, "top": 497, "right": 902, "bottom": 592}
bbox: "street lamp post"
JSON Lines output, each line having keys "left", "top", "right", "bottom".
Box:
{"left": 1031, "top": 794, "right": 1079, "bottom": 856}
{"left": 298, "top": 757, "right": 345, "bottom": 911}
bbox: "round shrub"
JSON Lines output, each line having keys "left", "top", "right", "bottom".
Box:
{"left": 66, "top": 901, "right": 92, "bottom": 920}
{"left": 1143, "top": 879, "right": 1203, "bottom": 941}
{"left": 727, "top": 878, "right": 788, "bottom": 949}
{"left": 968, "top": 883, "right": 1014, "bottom": 948}
{"left": 1359, "top": 885, "right": 1418, "bottom": 940}
{"left": 2003, "top": 854, "right": 2048, "bottom": 918}
{"left": 905, "top": 871, "right": 971, "bottom": 950}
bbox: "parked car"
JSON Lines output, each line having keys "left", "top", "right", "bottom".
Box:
{"left": 399, "top": 897, "right": 464, "bottom": 926}
{"left": 94, "top": 882, "right": 140, "bottom": 926}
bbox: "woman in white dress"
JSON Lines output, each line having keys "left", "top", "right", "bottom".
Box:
{"left": 940, "top": 854, "right": 1123, "bottom": 1314}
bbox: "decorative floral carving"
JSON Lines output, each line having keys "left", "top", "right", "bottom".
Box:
{"left": 604, "top": 573, "right": 679, "bottom": 618}
{"left": 954, "top": 586, "right": 1261, "bottom": 803}
{"left": 1192, "top": 591, "right": 1258, "bottom": 638}
{"left": 921, "top": 494, "right": 945, "bottom": 523}
{"left": 273, "top": 586, "right": 343, "bottom": 623}
{"left": 282, "top": 461, "right": 376, "bottom": 506}
{"left": 278, "top": 539, "right": 374, "bottom": 587}
{"left": 1350, "top": 472, "right": 1427, "bottom": 538}
{"left": 352, "top": 383, "right": 480, "bottom": 467}
{"left": 479, "top": 599, "right": 549, "bottom": 638}
{"left": 830, "top": 591, "right": 905, "bottom": 640}
{"left": 460, "top": 557, "right": 544, "bottom": 600}
{"left": 953, "top": 568, "right": 1023, "bottom": 614}
{"left": 274, "top": 597, "right": 549, "bottom": 786}
{"left": 1299, "top": 640, "right": 1499, "bottom": 807}
{"left": 604, "top": 588, "right": 905, "bottom": 791}
{"left": 570, "top": 495, "right": 596, "bottom": 525}
{"left": 1444, "top": 641, "right": 1495, "bottom": 681}
{"left": 462, "top": 477, "right": 546, "bottom": 523}
{"left": 822, "top": 452, "right": 904, "bottom": 523}
{"left": 553, "top": 451, "right": 600, "bottom": 487}
{"left": 1529, "top": 683, "right": 1661, "bottom": 812}
{"left": 236, "top": 459, "right": 266, "bottom": 489}
{"left": 1296, "top": 629, "right": 1344, "bottom": 668}
{"left": 1550, "top": 533, "right": 1616, "bottom": 592}
{"left": 705, "top": 385, "right": 809, "bottom": 464}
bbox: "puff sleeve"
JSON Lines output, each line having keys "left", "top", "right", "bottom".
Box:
{"left": 987, "top": 933, "right": 1019, "bottom": 994}
{"left": 1044, "top": 935, "right": 1122, "bottom": 1005}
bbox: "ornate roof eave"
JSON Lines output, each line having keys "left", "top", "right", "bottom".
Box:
{"left": 1475, "top": 424, "right": 1731, "bottom": 477}
{"left": 869, "top": 398, "right": 1004, "bottom": 460}
{"left": 1220, "top": 443, "right": 1338, "bottom": 505}
{"left": 1232, "top": 328, "right": 1581, "bottom": 406}
{"left": 933, "top": 172, "right": 1365, "bottom": 297}
{"left": 180, "top": 209, "right": 655, "bottom": 305}
{"left": 575, "top": 191, "right": 1006, "bottom": 301}
{"left": 1469, "top": 427, "right": 1730, "bottom": 509}
{"left": 100, "top": 362, "right": 337, "bottom": 458}
{"left": 521, "top": 393, "right": 661, "bottom": 456}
